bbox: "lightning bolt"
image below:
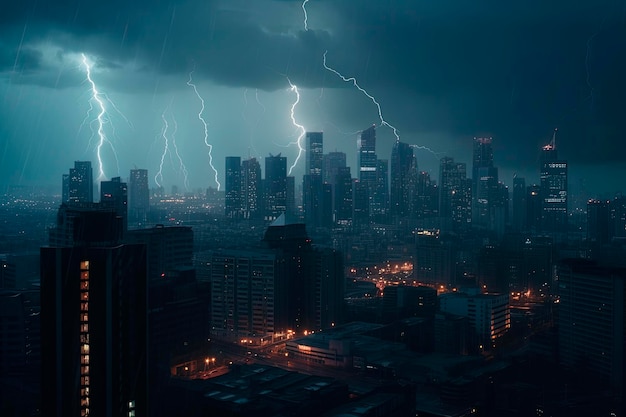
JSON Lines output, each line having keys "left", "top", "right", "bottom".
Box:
{"left": 187, "top": 71, "right": 221, "bottom": 191}
{"left": 155, "top": 109, "right": 170, "bottom": 188}
{"left": 286, "top": 78, "right": 306, "bottom": 175}
{"left": 80, "top": 53, "right": 118, "bottom": 181}
{"left": 322, "top": 50, "right": 439, "bottom": 156}
{"left": 170, "top": 114, "right": 190, "bottom": 191}
{"left": 302, "top": 0, "right": 310, "bottom": 31}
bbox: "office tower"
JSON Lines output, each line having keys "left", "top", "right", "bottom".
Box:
{"left": 286, "top": 175, "right": 296, "bottom": 218}
{"left": 241, "top": 157, "right": 262, "bottom": 220}
{"left": 357, "top": 125, "right": 377, "bottom": 214}
{"left": 352, "top": 179, "right": 369, "bottom": 228}
{"left": 303, "top": 132, "right": 326, "bottom": 228}
{"left": 126, "top": 225, "right": 193, "bottom": 285}
{"left": 439, "top": 291, "right": 510, "bottom": 350}
{"left": 414, "top": 230, "right": 456, "bottom": 286}
{"left": 512, "top": 176, "right": 526, "bottom": 232}
{"left": 413, "top": 171, "right": 438, "bottom": 220}
{"left": 372, "top": 158, "right": 389, "bottom": 218}
{"left": 334, "top": 167, "right": 353, "bottom": 226}
{"left": 41, "top": 209, "right": 147, "bottom": 417}
{"left": 265, "top": 154, "right": 287, "bottom": 221}
{"left": 540, "top": 130, "right": 568, "bottom": 235}
{"left": 587, "top": 199, "right": 610, "bottom": 244}
{"left": 210, "top": 250, "right": 277, "bottom": 341}
{"left": 306, "top": 132, "right": 324, "bottom": 176}
{"left": 323, "top": 151, "right": 347, "bottom": 186}
{"left": 558, "top": 259, "right": 626, "bottom": 399}
{"left": 225, "top": 156, "right": 242, "bottom": 219}
{"left": 472, "top": 137, "right": 493, "bottom": 212}
{"left": 100, "top": 176, "right": 128, "bottom": 232}
{"left": 68, "top": 161, "right": 94, "bottom": 203}
{"left": 439, "top": 157, "right": 471, "bottom": 231}
{"left": 263, "top": 216, "right": 344, "bottom": 333}
{"left": 526, "top": 184, "right": 542, "bottom": 233}
{"left": 390, "top": 141, "right": 415, "bottom": 217}
{"left": 129, "top": 169, "right": 149, "bottom": 222}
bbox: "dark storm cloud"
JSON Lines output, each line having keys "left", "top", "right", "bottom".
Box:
{"left": 2, "top": 0, "right": 626, "bottom": 172}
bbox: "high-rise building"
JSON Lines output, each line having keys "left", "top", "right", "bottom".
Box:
{"left": 303, "top": 132, "right": 328, "bottom": 228}
{"left": 526, "top": 184, "right": 542, "bottom": 233}
{"left": 512, "top": 176, "right": 526, "bottom": 232}
{"left": 540, "top": 130, "right": 568, "bottom": 235}
{"left": 587, "top": 199, "right": 611, "bottom": 244}
{"left": 611, "top": 195, "right": 626, "bottom": 238}
{"left": 390, "top": 141, "right": 415, "bottom": 217}
{"left": 68, "top": 161, "right": 94, "bottom": 204}
{"left": 558, "top": 259, "right": 626, "bottom": 400}
{"left": 439, "top": 291, "right": 510, "bottom": 350}
{"left": 241, "top": 157, "right": 262, "bottom": 220}
{"left": 306, "top": 132, "right": 324, "bottom": 176}
{"left": 225, "top": 156, "right": 242, "bottom": 219}
{"left": 357, "top": 125, "right": 377, "bottom": 215}
{"left": 372, "top": 158, "right": 389, "bottom": 218}
{"left": 129, "top": 169, "right": 149, "bottom": 222}
{"left": 439, "top": 157, "right": 471, "bottom": 231}
{"left": 100, "top": 176, "right": 127, "bottom": 232}
{"left": 334, "top": 167, "right": 353, "bottom": 226}
{"left": 265, "top": 154, "right": 287, "bottom": 221}
{"left": 472, "top": 137, "right": 501, "bottom": 230}
{"left": 41, "top": 209, "right": 147, "bottom": 417}
{"left": 323, "top": 151, "right": 347, "bottom": 186}
{"left": 210, "top": 250, "right": 277, "bottom": 341}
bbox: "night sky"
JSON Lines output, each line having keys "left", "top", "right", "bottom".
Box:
{"left": 1, "top": 0, "right": 625, "bottom": 194}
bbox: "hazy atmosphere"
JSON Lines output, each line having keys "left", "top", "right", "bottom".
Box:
{"left": 1, "top": 0, "right": 625, "bottom": 192}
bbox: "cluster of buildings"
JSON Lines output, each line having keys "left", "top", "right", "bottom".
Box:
{"left": 2, "top": 123, "right": 626, "bottom": 415}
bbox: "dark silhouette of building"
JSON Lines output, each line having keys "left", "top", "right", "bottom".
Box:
{"left": 512, "top": 176, "right": 526, "bottom": 232}
{"left": 390, "top": 141, "right": 414, "bottom": 217}
{"left": 588, "top": 199, "right": 611, "bottom": 244}
{"left": 358, "top": 125, "right": 377, "bottom": 216}
{"left": 558, "top": 259, "right": 626, "bottom": 402}
{"left": 373, "top": 158, "right": 389, "bottom": 219}
{"left": 129, "top": 168, "right": 149, "bottom": 222}
{"left": 263, "top": 215, "right": 344, "bottom": 334}
{"left": 100, "top": 176, "right": 127, "bottom": 231}
{"left": 41, "top": 209, "right": 148, "bottom": 417}
{"left": 264, "top": 154, "right": 287, "bottom": 221}
{"left": 540, "top": 129, "right": 568, "bottom": 236}
{"left": 303, "top": 132, "right": 331, "bottom": 228}
{"left": 439, "top": 157, "right": 471, "bottom": 232}
{"left": 323, "top": 151, "right": 347, "bottom": 186}
{"left": 241, "top": 157, "right": 262, "bottom": 220}
{"left": 225, "top": 156, "right": 242, "bottom": 219}
{"left": 68, "top": 161, "right": 94, "bottom": 204}
{"left": 334, "top": 167, "right": 353, "bottom": 226}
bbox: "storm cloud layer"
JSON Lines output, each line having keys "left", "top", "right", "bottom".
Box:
{"left": 1, "top": 0, "right": 625, "bottom": 192}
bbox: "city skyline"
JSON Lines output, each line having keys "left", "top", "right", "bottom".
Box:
{"left": 1, "top": 1, "right": 626, "bottom": 194}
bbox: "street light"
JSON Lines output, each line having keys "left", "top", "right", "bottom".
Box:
{"left": 204, "top": 358, "right": 209, "bottom": 371}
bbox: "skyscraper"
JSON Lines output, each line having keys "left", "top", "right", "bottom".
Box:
{"left": 390, "top": 141, "right": 415, "bottom": 217}
{"left": 129, "top": 169, "right": 149, "bottom": 222}
{"left": 540, "top": 130, "right": 568, "bottom": 235}
{"left": 100, "top": 176, "right": 128, "bottom": 232}
{"left": 265, "top": 154, "right": 287, "bottom": 221}
{"left": 68, "top": 161, "right": 94, "bottom": 204}
{"left": 358, "top": 125, "right": 377, "bottom": 217}
{"left": 303, "top": 132, "right": 327, "bottom": 228}
{"left": 225, "top": 156, "right": 242, "bottom": 219}
{"left": 512, "top": 176, "right": 526, "bottom": 232}
{"left": 241, "top": 157, "right": 262, "bottom": 220}
{"left": 323, "top": 151, "right": 347, "bottom": 187}
{"left": 472, "top": 137, "right": 500, "bottom": 230}
{"left": 305, "top": 132, "right": 324, "bottom": 176}
{"left": 41, "top": 209, "right": 147, "bottom": 417}
{"left": 439, "top": 157, "right": 471, "bottom": 231}
{"left": 558, "top": 259, "right": 626, "bottom": 401}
